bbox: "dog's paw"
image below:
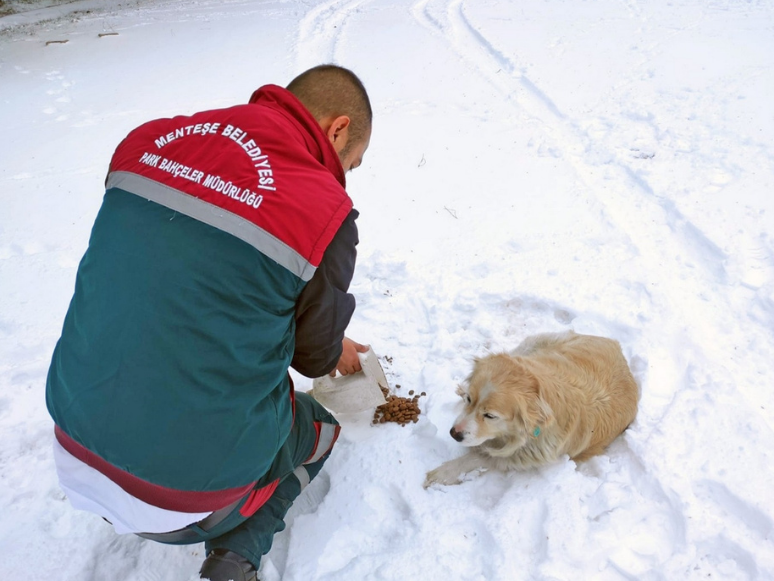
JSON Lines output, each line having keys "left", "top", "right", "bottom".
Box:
{"left": 423, "top": 466, "right": 463, "bottom": 488}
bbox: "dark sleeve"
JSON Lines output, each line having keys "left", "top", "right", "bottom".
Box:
{"left": 291, "top": 208, "right": 359, "bottom": 378}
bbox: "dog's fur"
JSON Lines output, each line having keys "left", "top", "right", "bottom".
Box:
{"left": 424, "top": 331, "right": 639, "bottom": 487}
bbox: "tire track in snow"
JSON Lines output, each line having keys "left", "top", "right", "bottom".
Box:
{"left": 412, "top": 0, "right": 725, "bottom": 285}
{"left": 411, "top": 0, "right": 566, "bottom": 123}
{"left": 411, "top": 0, "right": 732, "bottom": 282}
{"left": 295, "top": 0, "right": 370, "bottom": 71}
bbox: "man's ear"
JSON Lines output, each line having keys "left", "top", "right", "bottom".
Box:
{"left": 322, "top": 115, "right": 351, "bottom": 154}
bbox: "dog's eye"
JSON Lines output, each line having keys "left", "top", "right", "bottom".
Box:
{"left": 465, "top": 395, "right": 471, "bottom": 404}
{"left": 483, "top": 413, "right": 497, "bottom": 420}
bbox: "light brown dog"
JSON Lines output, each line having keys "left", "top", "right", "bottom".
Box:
{"left": 424, "top": 331, "right": 639, "bottom": 487}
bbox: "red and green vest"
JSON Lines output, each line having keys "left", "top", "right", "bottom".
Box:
{"left": 46, "top": 85, "right": 352, "bottom": 512}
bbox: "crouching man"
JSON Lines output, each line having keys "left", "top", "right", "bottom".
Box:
{"left": 45, "top": 64, "right": 372, "bottom": 581}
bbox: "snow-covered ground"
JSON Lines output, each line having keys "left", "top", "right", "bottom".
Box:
{"left": 2, "top": 0, "right": 773, "bottom": 579}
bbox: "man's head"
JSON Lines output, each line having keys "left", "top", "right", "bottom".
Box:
{"left": 287, "top": 64, "right": 372, "bottom": 173}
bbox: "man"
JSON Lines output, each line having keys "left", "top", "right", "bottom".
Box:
{"left": 46, "top": 64, "right": 372, "bottom": 581}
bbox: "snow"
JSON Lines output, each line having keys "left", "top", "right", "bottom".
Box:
{"left": 1, "top": 0, "right": 773, "bottom": 579}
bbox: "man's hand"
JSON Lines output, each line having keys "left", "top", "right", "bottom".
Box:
{"left": 333, "top": 337, "right": 369, "bottom": 376}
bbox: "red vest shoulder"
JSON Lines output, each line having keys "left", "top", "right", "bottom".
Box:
{"left": 108, "top": 95, "right": 352, "bottom": 280}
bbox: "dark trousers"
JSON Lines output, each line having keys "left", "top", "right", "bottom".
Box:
{"left": 150, "top": 392, "right": 338, "bottom": 569}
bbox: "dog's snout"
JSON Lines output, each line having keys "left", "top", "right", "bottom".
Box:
{"left": 450, "top": 426, "right": 464, "bottom": 442}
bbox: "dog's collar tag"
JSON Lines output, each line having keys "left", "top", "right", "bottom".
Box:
{"left": 533, "top": 427, "right": 541, "bottom": 437}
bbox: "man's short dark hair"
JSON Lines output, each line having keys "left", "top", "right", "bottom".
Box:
{"left": 287, "top": 64, "right": 373, "bottom": 148}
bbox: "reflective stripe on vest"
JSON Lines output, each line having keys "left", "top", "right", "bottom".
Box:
{"left": 106, "top": 171, "right": 318, "bottom": 282}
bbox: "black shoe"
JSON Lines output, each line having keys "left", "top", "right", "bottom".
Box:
{"left": 199, "top": 549, "right": 258, "bottom": 581}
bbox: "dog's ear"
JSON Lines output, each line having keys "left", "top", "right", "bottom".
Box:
{"left": 531, "top": 395, "right": 555, "bottom": 427}
{"left": 458, "top": 363, "right": 478, "bottom": 396}
{"left": 524, "top": 372, "right": 555, "bottom": 428}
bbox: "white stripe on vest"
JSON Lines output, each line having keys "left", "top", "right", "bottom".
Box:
{"left": 106, "top": 171, "right": 318, "bottom": 281}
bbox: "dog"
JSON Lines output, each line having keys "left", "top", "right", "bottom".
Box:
{"left": 424, "top": 331, "right": 639, "bottom": 487}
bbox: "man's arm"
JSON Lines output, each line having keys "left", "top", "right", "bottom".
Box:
{"left": 291, "top": 209, "right": 359, "bottom": 377}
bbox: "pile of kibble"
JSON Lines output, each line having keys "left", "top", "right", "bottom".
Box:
{"left": 372, "top": 384, "right": 426, "bottom": 427}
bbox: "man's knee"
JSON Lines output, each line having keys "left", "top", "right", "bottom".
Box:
{"left": 294, "top": 391, "right": 340, "bottom": 468}
{"left": 296, "top": 391, "right": 338, "bottom": 426}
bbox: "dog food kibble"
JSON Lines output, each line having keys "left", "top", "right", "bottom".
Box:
{"left": 372, "top": 386, "right": 423, "bottom": 426}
